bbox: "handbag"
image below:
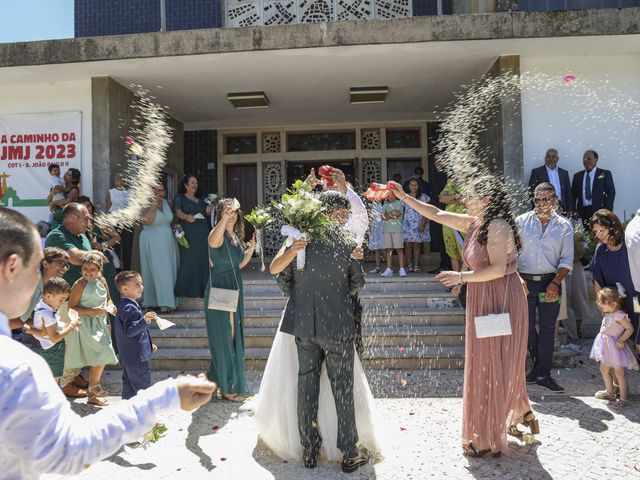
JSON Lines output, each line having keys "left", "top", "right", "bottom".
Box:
{"left": 473, "top": 275, "right": 512, "bottom": 339}
{"left": 207, "top": 237, "right": 240, "bottom": 313}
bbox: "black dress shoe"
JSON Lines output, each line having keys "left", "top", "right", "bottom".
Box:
{"left": 536, "top": 375, "right": 565, "bottom": 393}
{"left": 342, "top": 448, "right": 370, "bottom": 473}
{"left": 526, "top": 370, "right": 537, "bottom": 384}
{"left": 303, "top": 450, "right": 318, "bottom": 469}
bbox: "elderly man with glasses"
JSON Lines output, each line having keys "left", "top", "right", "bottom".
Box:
{"left": 516, "top": 183, "right": 574, "bottom": 393}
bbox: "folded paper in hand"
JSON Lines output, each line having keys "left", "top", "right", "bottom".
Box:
{"left": 474, "top": 313, "right": 512, "bottom": 339}
{"left": 193, "top": 213, "right": 205, "bottom": 220}
{"left": 155, "top": 317, "right": 176, "bottom": 330}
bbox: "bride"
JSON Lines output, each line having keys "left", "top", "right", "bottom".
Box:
{"left": 254, "top": 172, "right": 382, "bottom": 463}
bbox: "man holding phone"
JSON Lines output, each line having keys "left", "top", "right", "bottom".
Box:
{"left": 516, "top": 183, "right": 574, "bottom": 393}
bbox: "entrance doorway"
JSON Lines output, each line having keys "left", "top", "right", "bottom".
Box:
{"left": 387, "top": 158, "right": 420, "bottom": 186}
{"left": 225, "top": 164, "right": 257, "bottom": 213}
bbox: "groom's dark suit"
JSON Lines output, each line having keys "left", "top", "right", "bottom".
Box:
{"left": 278, "top": 231, "right": 365, "bottom": 456}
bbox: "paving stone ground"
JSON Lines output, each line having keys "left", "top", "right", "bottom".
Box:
{"left": 43, "top": 346, "right": 640, "bottom": 480}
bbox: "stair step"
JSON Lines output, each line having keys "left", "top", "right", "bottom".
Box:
{"left": 154, "top": 307, "right": 465, "bottom": 328}
{"left": 149, "top": 345, "right": 468, "bottom": 371}
{"left": 151, "top": 325, "right": 466, "bottom": 349}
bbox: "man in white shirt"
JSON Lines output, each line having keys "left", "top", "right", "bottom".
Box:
{"left": 0, "top": 207, "right": 217, "bottom": 480}
{"left": 516, "top": 183, "right": 574, "bottom": 393}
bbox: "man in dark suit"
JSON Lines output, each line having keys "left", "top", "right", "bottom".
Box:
{"left": 528, "top": 148, "right": 573, "bottom": 214}
{"left": 571, "top": 149, "right": 616, "bottom": 227}
{"left": 273, "top": 191, "right": 369, "bottom": 473}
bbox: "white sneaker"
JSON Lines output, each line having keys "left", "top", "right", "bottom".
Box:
{"left": 399, "top": 268, "right": 407, "bottom": 277}
{"left": 369, "top": 267, "right": 381, "bottom": 274}
{"left": 381, "top": 268, "right": 393, "bottom": 277}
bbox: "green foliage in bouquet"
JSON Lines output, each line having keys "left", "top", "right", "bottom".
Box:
{"left": 244, "top": 206, "right": 274, "bottom": 230}
{"left": 143, "top": 423, "right": 168, "bottom": 443}
{"left": 271, "top": 180, "right": 332, "bottom": 239}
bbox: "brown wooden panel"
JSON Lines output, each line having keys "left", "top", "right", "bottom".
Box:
{"left": 225, "top": 164, "right": 258, "bottom": 214}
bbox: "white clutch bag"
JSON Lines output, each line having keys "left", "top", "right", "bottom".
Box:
{"left": 474, "top": 313, "right": 512, "bottom": 339}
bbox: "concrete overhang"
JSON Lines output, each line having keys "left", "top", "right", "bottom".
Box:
{"left": 2, "top": 34, "right": 638, "bottom": 130}
{"left": 1, "top": 9, "right": 639, "bottom": 130}
{"left": 0, "top": 8, "right": 639, "bottom": 67}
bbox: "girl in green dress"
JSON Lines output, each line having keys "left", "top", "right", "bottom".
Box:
{"left": 173, "top": 175, "right": 213, "bottom": 298}
{"left": 67, "top": 253, "right": 118, "bottom": 406}
{"left": 205, "top": 199, "right": 256, "bottom": 401}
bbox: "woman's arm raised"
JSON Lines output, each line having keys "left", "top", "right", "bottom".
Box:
{"left": 387, "top": 182, "right": 475, "bottom": 234}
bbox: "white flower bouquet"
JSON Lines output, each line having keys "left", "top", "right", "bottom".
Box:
{"left": 244, "top": 206, "right": 274, "bottom": 272}
{"left": 272, "top": 180, "right": 331, "bottom": 270}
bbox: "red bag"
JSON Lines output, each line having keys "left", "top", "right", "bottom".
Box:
{"left": 363, "top": 182, "right": 393, "bottom": 202}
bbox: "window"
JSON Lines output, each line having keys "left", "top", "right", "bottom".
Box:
{"left": 225, "top": 135, "right": 257, "bottom": 154}
{"left": 386, "top": 128, "right": 421, "bottom": 149}
{"left": 287, "top": 131, "right": 356, "bottom": 152}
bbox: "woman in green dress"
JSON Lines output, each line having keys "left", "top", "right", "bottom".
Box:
{"left": 140, "top": 183, "right": 179, "bottom": 312}
{"left": 67, "top": 253, "right": 118, "bottom": 406}
{"left": 205, "top": 199, "right": 256, "bottom": 401}
{"left": 173, "top": 174, "right": 213, "bottom": 298}
{"left": 439, "top": 178, "right": 466, "bottom": 271}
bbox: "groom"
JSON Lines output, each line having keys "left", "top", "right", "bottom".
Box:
{"left": 275, "top": 191, "right": 369, "bottom": 473}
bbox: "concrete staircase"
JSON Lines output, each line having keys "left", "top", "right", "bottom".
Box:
{"left": 150, "top": 275, "right": 468, "bottom": 371}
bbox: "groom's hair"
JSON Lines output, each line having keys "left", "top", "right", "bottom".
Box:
{"left": 319, "top": 191, "right": 350, "bottom": 212}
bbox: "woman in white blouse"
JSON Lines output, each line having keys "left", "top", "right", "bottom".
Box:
{"left": 105, "top": 171, "right": 133, "bottom": 270}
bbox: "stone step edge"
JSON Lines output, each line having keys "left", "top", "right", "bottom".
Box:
{"left": 151, "top": 325, "right": 466, "bottom": 337}
{"left": 159, "top": 307, "right": 465, "bottom": 319}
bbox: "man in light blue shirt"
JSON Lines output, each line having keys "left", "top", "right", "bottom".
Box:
{"left": 516, "top": 183, "right": 574, "bottom": 393}
{"left": 0, "top": 207, "right": 216, "bottom": 480}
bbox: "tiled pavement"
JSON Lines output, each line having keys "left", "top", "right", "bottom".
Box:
{"left": 43, "top": 346, "right": 640, "bottom": 480}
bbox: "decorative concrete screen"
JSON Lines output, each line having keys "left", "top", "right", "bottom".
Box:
{"left": 226, "top": 0, "right": 411, "bottom": 27}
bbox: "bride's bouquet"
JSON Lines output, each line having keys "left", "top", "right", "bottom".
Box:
{"left": 244, "top": 206, "right": 274, "bottom": 272}
{"left": 272, "top": 180, "right": 331, "bottom": 271}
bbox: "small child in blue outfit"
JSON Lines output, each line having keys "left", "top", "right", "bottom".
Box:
{"left": 114, "top": 271, "right": 157, "bottom": 399}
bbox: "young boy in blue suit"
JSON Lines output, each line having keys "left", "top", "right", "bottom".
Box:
{"left": 114, "top": 271, "right": 157, "bottom": 400}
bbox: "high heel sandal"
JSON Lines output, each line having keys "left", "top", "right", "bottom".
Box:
{"left": 87, "top": 386, "right": 109, "bottom": 407}
{"left": 463, "top": 442, "right": 501, "bottom": 458}
{"left": 522, "top": 411, "right": 539, "bottom": 435}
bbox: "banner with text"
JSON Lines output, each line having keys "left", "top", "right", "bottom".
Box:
{"left": 0, "top": 111, "right": 82, "bottom": 223}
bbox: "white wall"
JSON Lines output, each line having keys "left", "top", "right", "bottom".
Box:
{"left": 0, "top": 80, "right": 92, "bottom": 223}
{"left": 521, "top": 55, "right": 640, "bottom": 221}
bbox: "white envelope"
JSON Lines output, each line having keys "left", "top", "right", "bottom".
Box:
{"left": 104, "top": 302, "right": 117, "bottom": 316}
{"left": 155, "top": 317, "right": 176, "bottom": 330}
{"left": 193, "top": 213, "right": 205, "bottom": 220}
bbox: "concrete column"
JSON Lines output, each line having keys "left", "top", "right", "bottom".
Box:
{"left": 478, "top": 54, "right": 525, "bottom": 209}
{"left": 91, "top": 76, "right": 184, "bottom": 212}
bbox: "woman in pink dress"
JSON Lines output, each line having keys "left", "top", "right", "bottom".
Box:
{"left": 389, "top": 175, "right": 535, "bottom": 458}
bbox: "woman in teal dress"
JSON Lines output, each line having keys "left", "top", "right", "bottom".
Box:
{"left": 205, "top": 199, "right": 256, "bottom": 401}
{"left": 67, "top": 253, "right": 118, "bottom": 406}
{"left": 140, "top": 183, "right": 179, "bottom": 312}
{"left": 173, "top": 174, "right": 213, "bottom": 298}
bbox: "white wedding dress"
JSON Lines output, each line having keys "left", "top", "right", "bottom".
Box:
{"left": 254, "top": 325, "right": 382, "bottom": 462}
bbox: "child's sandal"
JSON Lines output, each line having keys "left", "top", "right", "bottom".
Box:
{"left": 595, "top": 390, "right": 616, "bottom": 400}
{"left": 609, "top": 399, "right": 629, "bottom": 409}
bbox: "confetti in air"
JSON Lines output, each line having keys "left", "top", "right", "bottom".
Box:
{"left": 563, "top": 74, "right": 576, "bottom": 84}
{"left": 94, "top": 87, "right": 173, "bottom": 231}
